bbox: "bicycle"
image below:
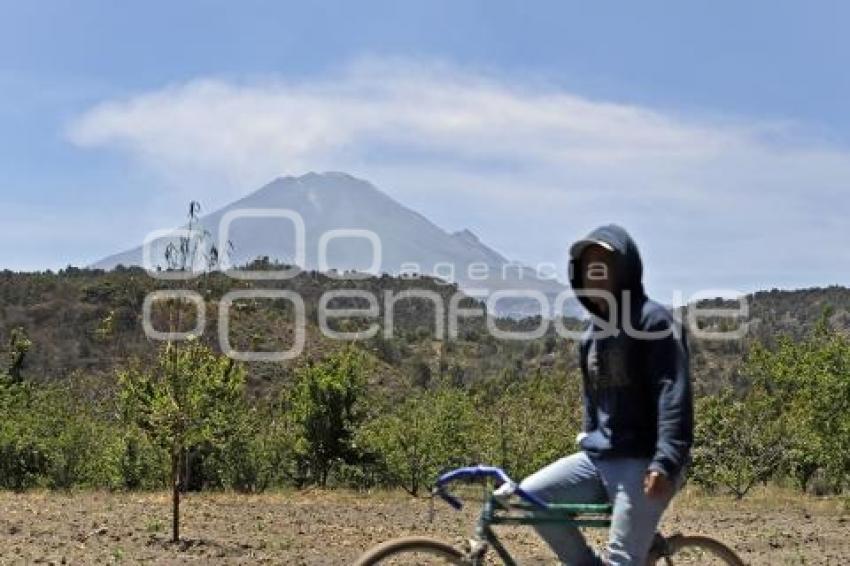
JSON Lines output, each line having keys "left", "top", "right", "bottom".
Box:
{"left": 354, "top": 465, "right": 745, "bottom": 565}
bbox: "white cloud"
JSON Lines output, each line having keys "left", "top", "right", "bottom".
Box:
{"left": 67, "top": 58, "right": 740, "bottom": 183}
{"left": 67, "top": 57, "right": 850, "bottom": 297}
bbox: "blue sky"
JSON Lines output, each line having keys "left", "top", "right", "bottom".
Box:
{"left": 2, "top": 1, "right": 848, "bottom": 300}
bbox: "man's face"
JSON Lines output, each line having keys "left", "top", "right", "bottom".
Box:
{"left": 580, "top": 244, "right": 616, "bottom": 313}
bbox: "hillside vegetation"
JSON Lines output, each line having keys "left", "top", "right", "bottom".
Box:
{"left": 1, "top": 268, "right": 849, "bottom": 535}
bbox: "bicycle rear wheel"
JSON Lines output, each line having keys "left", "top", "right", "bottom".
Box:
{"left": 649, "top": 534, "right": 745, "bottom": 565}
{"left": 354, "top": 535, "right": 467, "bottom": 565}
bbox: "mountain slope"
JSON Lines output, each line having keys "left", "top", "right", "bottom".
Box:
{"left": 94, "top": 171, "right": 573, "bottom": 315}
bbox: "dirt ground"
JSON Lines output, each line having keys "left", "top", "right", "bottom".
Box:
{"left": 0, "top": 486, "right": 847, "bottom": 564}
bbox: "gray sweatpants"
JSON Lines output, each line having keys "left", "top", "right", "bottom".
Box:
{"left": 518, "top": 451, "right": 684, "bottom": 565}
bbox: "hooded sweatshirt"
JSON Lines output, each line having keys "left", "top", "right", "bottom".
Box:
{"left": 568, "top": 224, "right": 693, "bottom": 478}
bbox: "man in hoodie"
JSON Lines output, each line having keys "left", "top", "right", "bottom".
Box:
{"left": 519, "top": 224, "right": 693, "bottom": 565}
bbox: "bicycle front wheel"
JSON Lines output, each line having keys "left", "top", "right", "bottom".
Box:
{"left": 354, "top": 535, "right": 467, "bottom": 565}
{"left": 650, "top": 534, "right": 745, "bottom": 565}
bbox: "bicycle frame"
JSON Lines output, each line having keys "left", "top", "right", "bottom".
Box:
{"left": 473, "top": 494, "right": 612, "bottom": 565}
{"left": 434, "top": 465, "right": 613, "bottom": 565}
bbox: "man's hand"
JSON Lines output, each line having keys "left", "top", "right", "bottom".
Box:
{"left": 643, "top": 470, "right": 672, "bottom": 499}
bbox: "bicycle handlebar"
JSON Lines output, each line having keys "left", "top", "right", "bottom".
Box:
{"left": 433, "top": 485, "right": 464, "bottom": 510}
{"left": 432, "top": 465, "right": 548, "bottom": 510}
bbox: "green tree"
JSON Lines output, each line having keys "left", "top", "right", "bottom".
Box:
{"left": 744, "top": 312, "right": 850, "bottom": 491}
{"left": 118, "top": 340, "right": 245, "bottom": 541}
{"left": 477, "top": 370, "right": 583, "bottom": 479}
{"left": 285, "top": 347, "right": 369, "bottom": 486}
{"left": 357, "top": 387, "right": 477, "bottom": 496}
{"left": 0, "top": 381, "right": 48, "bottom": 490}
{"left": 5, "top": 327, "right": 31, "bottom": 384}
{"left": 690, "top": 390, "right": 787, "bottom": 498}
{"left": 198, "top": 401, "right": 284, "bottom": 493}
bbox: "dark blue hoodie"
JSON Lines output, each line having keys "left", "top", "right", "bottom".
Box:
{"left": 568, "top": 224, "right": 693, "bottom": 478}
